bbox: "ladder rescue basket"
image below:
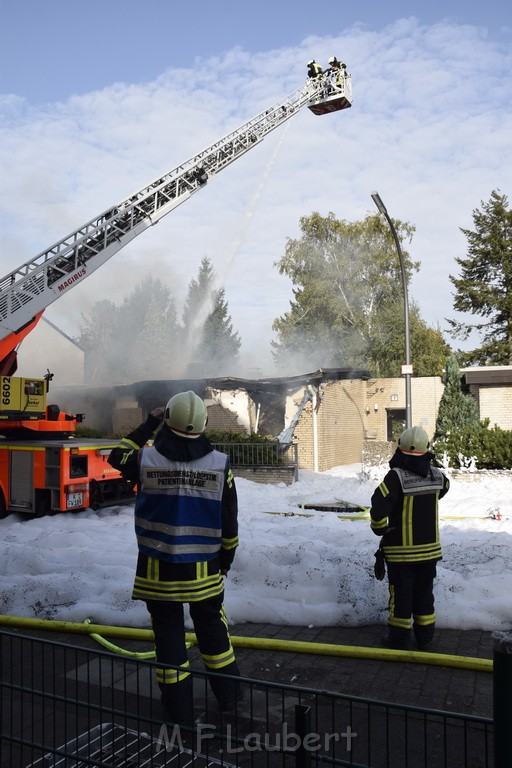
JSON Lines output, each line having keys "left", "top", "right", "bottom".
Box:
{"left": 308, "top": 73, "right": 353, "bottom": 115}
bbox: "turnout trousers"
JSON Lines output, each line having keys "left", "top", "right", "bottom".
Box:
{"left": 146, "top": 592, "right": 241, "bottom": 725}
{"left": 386, "top": 561, "right": 438, "bottom": 648}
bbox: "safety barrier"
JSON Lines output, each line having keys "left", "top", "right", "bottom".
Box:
{"left": 212, "top": 441, "right": 298, "bottom": 468}
{"left": 1, "top": 629, "right": 492, "bottom": 768}
{"left": 213, "top": 441, "right": 299, "bottom": 483}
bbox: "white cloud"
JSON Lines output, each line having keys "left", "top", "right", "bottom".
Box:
{"left": 1, "top": 19, "right": 511, "bottom": 375}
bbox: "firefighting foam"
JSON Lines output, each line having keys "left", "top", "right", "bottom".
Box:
{"left": 0, "top": 464, "right": 510, "bottom": 631}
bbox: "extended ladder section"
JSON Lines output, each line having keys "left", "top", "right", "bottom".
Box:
{"left": 0, "top": 73, "right": 352, "bottom": 345}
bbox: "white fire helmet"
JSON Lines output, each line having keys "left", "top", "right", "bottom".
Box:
{"left": 164, "top": 391, "right": 207, "bottom": 439}
{"left": 398, "top": 426, "right": 430, "bottom": 456}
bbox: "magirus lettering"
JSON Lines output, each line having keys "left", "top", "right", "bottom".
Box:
{"left": 57, "top": 268, "right": 86, "bottom": 292}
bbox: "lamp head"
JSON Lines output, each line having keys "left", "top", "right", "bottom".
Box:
{"left": 371, "top": 191, "right": 387, "bottom": 215}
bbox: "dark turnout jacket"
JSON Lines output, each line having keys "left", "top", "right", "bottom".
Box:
{"left": 370, "top": 449, "right": 450, "bottom": 564}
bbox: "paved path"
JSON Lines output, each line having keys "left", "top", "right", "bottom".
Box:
{"left": 223, "top": 622, "right": 495, "bottom": 718}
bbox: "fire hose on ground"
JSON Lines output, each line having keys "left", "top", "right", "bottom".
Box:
{"left": 0, "top": 614, "right": 492, "bottom": 672}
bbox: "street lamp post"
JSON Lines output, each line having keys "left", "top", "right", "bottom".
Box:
{"left": 371, "top": 191, "right": 412, "bottom": 429}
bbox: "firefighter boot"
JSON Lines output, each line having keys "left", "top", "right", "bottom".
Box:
{"left": 208, "top": 661, "right": 245, "bottom": 712}
{"left": 159, "top": 677, "right": 194, "bottom": 728}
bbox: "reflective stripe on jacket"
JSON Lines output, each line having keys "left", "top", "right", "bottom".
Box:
{"left": 370, "top": 466, "right": 449, "bottom": 564}
{"left": 135, "top": 445, "right": 228, "bottom": 563}
{"left": 132, "top": 556, "right": 224, "bottom": 602}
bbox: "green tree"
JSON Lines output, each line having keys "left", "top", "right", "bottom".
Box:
{"left": 434, "top": 354, "right": 480, "bottom": 439}
{"left": 368, "top": 300, "right": 451, "bottom": 377}
{"left": 77, "top": 275, "right": 180, "bottom": 383}
{"left": 182, "top": 256, "right": 241, "bottom": 375}
{"left": 116, "top": 275, "right": 181, "bottom": 381}
{"left": 272, "top": 211, "right": 450, "bottom": 374}
{"left": 77, "top": 298, "right": 118, "bottom": 383}
{"left": 448, "top": 190, "right": 512, "bottom": 365}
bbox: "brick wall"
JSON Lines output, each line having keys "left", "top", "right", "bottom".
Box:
{"left": 472, "top": 385, "right": 512, "bottom": 430}
{"left": 233, "top": 467, "right": 297, "bottom": 485}
{"left": 206, "top": 403, "right": 247, "bottom": 434}
{"left": 292, "top": 377, "right": 445, "bottom": 471}
{"left": 362, "top": 376, "right": 444, "bottom": 442}
{"left": 112, "top": 407, "right": 144, "bottom": 435}
{"left": 363, "top": 440, "right": 394, "bottom": 466}
{"left": 293, "top": 380, "right": 366, "bottom": 471}
{"left": 51, "top": 372, "right": 511, "bottom": 474}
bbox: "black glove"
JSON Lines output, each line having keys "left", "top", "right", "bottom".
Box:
{"left": 374, "top": 546, "right": 386, "bottom": 581}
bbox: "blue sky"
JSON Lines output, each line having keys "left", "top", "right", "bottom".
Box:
{"left": 1, "top": 1, "right": 509, "bottom": 105}
{"left": 1, "top": 1, "right": 511, "bottom": 377}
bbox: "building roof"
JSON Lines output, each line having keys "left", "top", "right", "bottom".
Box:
{"left": 461, "top": 366, "right": 512, "bottom": 386}
{"left": 208, "top": 368, "right": 372, "bottom": 395}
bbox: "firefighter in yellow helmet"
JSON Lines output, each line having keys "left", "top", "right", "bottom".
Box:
{"left": 108, "top": 391, "right": 242, "bottom": 725}
{"left": 307, "top": 59, "right": 323, "bottom": 78}
{"left": 369, "top": 427, "right": 450, "bottom": 650}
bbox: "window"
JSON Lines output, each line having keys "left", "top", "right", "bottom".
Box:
{"left": 387, "top": 409, "right": 405, "bottom": 442}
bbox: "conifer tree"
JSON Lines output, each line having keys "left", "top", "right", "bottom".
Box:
{"left": 117, "top": 275, "right": 181, "bottom": 381}
{"left": 434, "top": 354, "right": 480, "bottom": 439}
{"left": 77, "top": 299, "right": 118, "bottom": 383}
{"left": 182, "top": 257, "right": 241, "bottom": 375}
{"left": 448, "top": 190, "right": 512, "bottom": 365}
{"left": 77, "top": 275, "right": 180, "bottom": 383}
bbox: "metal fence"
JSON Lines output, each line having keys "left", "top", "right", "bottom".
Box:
{"left": 212, "top": 443, "right": 298, "bottom": 469}
{"left": 0, "top": 630, "right": 493, "bottom": 768}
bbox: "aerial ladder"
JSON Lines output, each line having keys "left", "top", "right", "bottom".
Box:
{"left": 0, "top": 71, "right": 351, "bottom": 374}
{"left": 0, "top": 69, "right": 352, "bottom": 516}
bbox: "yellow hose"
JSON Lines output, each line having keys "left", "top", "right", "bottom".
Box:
{"left": 81, "top": 619, "right": 193, "bottom": 658}
{"left": 0, "top": 614, "right": 492, "bottom": 673}
{"left": 83, "top": 618, "right": 156, "bottom": 659}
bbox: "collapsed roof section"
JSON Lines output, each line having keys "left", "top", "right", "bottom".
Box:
{"left": 206, "top": 368, "right": 372, "bottom": 395}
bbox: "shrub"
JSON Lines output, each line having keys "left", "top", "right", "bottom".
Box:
{"left": 433, "top": 422, "right": 512, "bottom": 469}
{"left": 74, "top": 426, "right": 105, "bottom": 438}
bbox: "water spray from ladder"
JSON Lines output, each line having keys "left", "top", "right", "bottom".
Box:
{"left": 180, "top": 122, "right": 292, "bottom": 376}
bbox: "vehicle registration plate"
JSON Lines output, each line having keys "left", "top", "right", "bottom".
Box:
{"left": 67, "top": 492, "right": 84, "bottom": 509}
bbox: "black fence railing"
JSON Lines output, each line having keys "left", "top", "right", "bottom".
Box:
{"left": 212, "top": 442, "right": 298, "bottom": 469}
{"left": 0, "top": 630, "right": 493, "bottom": 768}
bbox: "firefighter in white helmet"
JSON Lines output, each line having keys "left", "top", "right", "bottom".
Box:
{"left": 109, "top": 390, "right": 242, "bottom": 725}
{"left": 327, "top": 55, "right": 348, "bottom": 88}
{"left": 369, "top": 426, "right": 450, "bottom": 650}
{"left": 327, "top": 55, "right": 346, "bottom": 70}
